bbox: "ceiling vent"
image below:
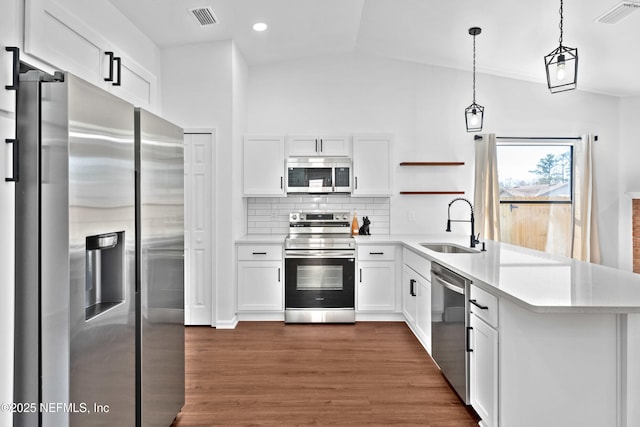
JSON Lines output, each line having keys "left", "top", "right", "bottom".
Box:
{"left": 595, "top": 1, "right": 640, "bottom": 24}
{"left": 189, "top": 6, "right": 218, "bottom": 27}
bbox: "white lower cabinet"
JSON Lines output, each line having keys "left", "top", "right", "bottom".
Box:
{"left": 402, "top": 265, "right": 417, "bottom": 325}
{"left": 356, "top": 244, "right": 399, "bottom": 313}
{"left": 236, "top": 244, "right": 283, "bottom": 312}
{"left": 470, "top": 313, "right": 498, "bottom": 427}
{"left": 402, "top": 249, "right": 432, "bottom": 353}
{"left": 357, "top": 261, "right": 396, "bottom": 312}
{"left": 414, "top": 275, "right": 431, "bottom": 351}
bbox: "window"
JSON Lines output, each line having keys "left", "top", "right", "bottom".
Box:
{"left": 497, "top": 144, "right": 573, "bottom": 257}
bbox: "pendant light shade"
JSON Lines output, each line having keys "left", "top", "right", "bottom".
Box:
{"left": 544, "top": 0, "right": 578, "bottom": 93}
{"left": 465, "top": 27, "right": 483, "bottom": 133}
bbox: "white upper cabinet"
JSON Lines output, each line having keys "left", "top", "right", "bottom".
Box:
{"left": 352, "top": 134, "right": 393, "bottom": 196}
{"left": 287, "top": 135, "right": 351, "bottom": 157}
{"left": 0, "top": 0, "right": 18, "bottom": 114}
{"left": 243, "top": 136, "right": 286, "bottom": 197}
{"left": 24, "top": 0, "right": 158, "bottom": 110}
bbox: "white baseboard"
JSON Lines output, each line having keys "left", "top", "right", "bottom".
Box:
{"left": 237, "top": 312, "right": 285, "bottom": 322}
{"left": 355, "top": 312, "right": 405, "bottom": 322}
{"left": 215, "top": 316, "right": 239, "bottom": 329}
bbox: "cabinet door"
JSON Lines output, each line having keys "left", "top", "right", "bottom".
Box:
{"left": 25, "top": 0, "right": 110, "bottom": 87}
{"left": 243, "top": 136, "right": 285, "bottom": 196}
{"left": 415, "top": 274, "right": 432, "bottom": 353}
{"left": 352, "top": 134, "right": 392, "bottom": 196}
{"left": 0, "top": 0, "right": 17, "bottom": 114}
{"left": 109, "top": 50, "right": 158, "bottom": 111}
{"left": 287, "top": 135, "right": 351, "bottom": 157}
{"left": 470, "top": 313, "right": 499, "bottom": 427}
{"left": 357, "top": 261, "right": 396, "bottom": 312}
{"left": 402, "top": 265, "right": 417, "bottom": 325}
{"left": 318, "top": 136, "right": 351, "bottom": 156}
{"left": 237, "top": 261, "right": 283, "bottom": 311}
{"left": 287, "top": 135, "right": 318, "bottom": 156}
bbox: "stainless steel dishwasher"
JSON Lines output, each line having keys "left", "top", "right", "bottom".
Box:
{"left": 431, "top": 262, "right": 471, "bottom": 404}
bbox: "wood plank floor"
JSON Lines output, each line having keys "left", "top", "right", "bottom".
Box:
{"left": 171, "top": 322, "right": 480, "bottom": 426}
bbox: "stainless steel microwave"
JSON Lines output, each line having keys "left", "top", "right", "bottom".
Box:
{"left": 286, "top": 157, "right": 352, "bottom": 194}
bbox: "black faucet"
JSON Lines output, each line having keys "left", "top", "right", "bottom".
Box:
{"left": 446, "top": 197, "right": 480, "bottom": 248}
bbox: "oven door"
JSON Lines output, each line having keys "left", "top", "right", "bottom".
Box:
{"left": 285, "top": 253, "right": 355, "bottom": 309}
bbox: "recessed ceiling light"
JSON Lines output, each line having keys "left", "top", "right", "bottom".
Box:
{"left": 253, "top": 22, "right": 268, "bottom": 32}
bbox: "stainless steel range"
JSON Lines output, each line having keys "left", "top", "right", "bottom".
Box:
{"left": 284, "top": 212, "right": 356, "bottom": 323}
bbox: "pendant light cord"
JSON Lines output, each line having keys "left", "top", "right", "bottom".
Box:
{"left": 472, "top": 33, "right": 476, "bottom": 103}
{"left": 558, "top": 0, "right": 564, "bottom": 47}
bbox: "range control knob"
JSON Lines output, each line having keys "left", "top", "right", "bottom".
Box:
{"left": 343, "top": 215, "right": 348, "bottom": 220}
{"left": 291, "top": 214, "right": 298, "bottom": 220}
{"left": 300, "top": 214, "right": 305, "bottom": 220}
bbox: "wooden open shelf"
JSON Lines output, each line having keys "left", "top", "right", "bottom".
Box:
{"left": 400, "top": 191, "right": 465, "bottom": 195}
{"left": 399, "top": 162, "right": 465, "bottom": 166}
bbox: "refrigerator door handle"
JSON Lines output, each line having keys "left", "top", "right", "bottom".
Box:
{"left": 5, "top": 138, "right": 18, "bottom": 182}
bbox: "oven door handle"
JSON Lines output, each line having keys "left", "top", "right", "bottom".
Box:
{"left": 285, "top": 250, "right": 355, "bottom": 259}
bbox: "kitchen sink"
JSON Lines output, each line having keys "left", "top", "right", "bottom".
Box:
{"left": 420, "top": 243, "right": 479, "bottom": 254}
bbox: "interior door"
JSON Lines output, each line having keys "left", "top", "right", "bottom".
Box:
{"left": 184, "top": 131, "right": 215, "bottom": 325}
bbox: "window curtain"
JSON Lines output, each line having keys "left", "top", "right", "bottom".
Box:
{"left": 473, "top": 133, "right": 501, "bottom": 241}
{"left": 571, "top": 134, "right": 601, "bottom": 263}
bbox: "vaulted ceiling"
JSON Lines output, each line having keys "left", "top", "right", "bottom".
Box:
{"left": 107, "top": 0, "right": 640, "bottom": 97}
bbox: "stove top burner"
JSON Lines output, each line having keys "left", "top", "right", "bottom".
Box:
{"left": 285, "top": 211, "right": 355, "bottom": 250}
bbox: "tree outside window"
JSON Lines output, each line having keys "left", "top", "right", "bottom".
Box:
{"left": 497, "top": 145, "right": 573, "bottom": 256}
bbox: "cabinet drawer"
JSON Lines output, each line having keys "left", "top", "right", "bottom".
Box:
{"left": 402, "top": 248, "right": 431, "bottom": 279}
{"left": 237, "top": 244, "right": 283, "bottom": 261}
{"left": 469, "top": 285, "right": 498, "bottom": 328}
{"left": 358, "top": 245, "right": 396, "bottom": 261}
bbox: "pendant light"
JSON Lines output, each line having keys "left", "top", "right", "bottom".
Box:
{"left": 465, "top": 27, "right": 484, "bottom": 133}
{"left": 544, "top": 0, "right": 578, "bottom": 93}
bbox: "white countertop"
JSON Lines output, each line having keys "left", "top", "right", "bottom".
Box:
{"left": 357, "top": 234, "right": 640, "bottom": 314}
{"left": 237, "top": 233, "right": 640, "bottom": 313}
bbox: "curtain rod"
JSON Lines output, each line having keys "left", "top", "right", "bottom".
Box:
{"left": 474, "top": 135, "right": 598, "bottom": 141}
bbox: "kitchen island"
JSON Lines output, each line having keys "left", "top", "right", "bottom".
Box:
{"left": 357, "top": 234, "right": 640, "bottom": 427}
{"left": 235, "top": 233, "right": 640, "bottom": 426}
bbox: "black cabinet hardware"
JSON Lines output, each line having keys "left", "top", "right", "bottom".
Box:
{"left": 104, "top": 52, "right": 122, "bottom": 86}
{"left": 320, "top": 139, "right": 323, "bottom": 152}
{"left": 354, "top": 177, "right": 358, "bottom": 189}
{"left": 5, "top": 139, "right": 18, "bottom": 182}
{"left": 5, "top": 47, "right": 19, "bottom": 90}
{"left": 252, "top": 252, "right": 267, "bottom": 255}
{"left": 104, "top": 51, "right": 114, "bottom": 82}
{"left": 466, "top": 326, "right": 473, "bottom": 352}
{"left": 315, "top": 139, "right": 318, "bottom": 152}
{"left": 359, "top": 268, "right": 362, "bottom": 282}
{"left": 278, "top": 267, "right": 281, "bottom": 282}
{"left": 469, "top": 299, "right": 488, "bottom": 310}
{"left": 369, "top": 252, "right": 384, "bottom": 255}
{"left": 113, "top": 56, "right": 121, "bottom": 86}
{"left": 280, "top": 176, "right": 283, "bottom": 189}
{"left": 409, "top": 279, "right": 416, "bottom": 297}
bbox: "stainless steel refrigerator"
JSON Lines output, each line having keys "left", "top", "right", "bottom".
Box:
{"left": 14, "top": 70, "right": 184, "bottom": 426}
{"left": 135, "top": 107, "right": 185, "bottom": 427}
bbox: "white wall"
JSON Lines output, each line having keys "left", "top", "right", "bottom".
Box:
{"left": 247, "top": 52, "right": 621, "bottom": 267}
{"left": 618, "top": 97, "right": 640, "bottom": 271}
{"left": 162, "top": 41, "right": 249, "bottom": 327}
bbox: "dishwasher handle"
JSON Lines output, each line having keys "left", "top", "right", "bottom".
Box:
{"left": 431, "top": 271, "right": 465, "bottom": 295}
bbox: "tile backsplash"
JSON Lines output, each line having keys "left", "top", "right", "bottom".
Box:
{"left": 247, "top": 195, "right": 390, "bottom": 235}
